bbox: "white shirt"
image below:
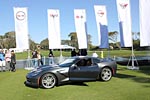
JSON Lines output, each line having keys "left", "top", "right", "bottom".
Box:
{"left": 92, "top": 52, "right": 98, "bottom": 57}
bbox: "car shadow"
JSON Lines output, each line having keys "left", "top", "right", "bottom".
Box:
{"left": 114, "top": 73, "right": 136, "bottom": 78}
{"left": 115, "top": 73, "right": 150, "bottom": 87}
{"left": 57, "top": 82, "right": 89, "bottom": 87}
{"left": 24, "top": 81, "right": 88, "bottom": 89}
{"left": 132, "top": 77, "right": 150, "bottom": 83}
{"left": 24, "top": 81, "right": 39, "bottom": 89}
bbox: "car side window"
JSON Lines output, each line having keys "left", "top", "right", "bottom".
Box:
{"left": 86, "top": 58, "right": 92, "bottom": 66}
{"left": 76, "top": 58, "right": 93, "bottom": 67}
{"left": 76, "top": 59, "right": 86, "bottom": 67}
{"left": 92, "top": 58, "right": 100, "bottom": 65}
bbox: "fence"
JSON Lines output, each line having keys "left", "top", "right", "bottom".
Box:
{"left": 16, "top": 56, "right": 69, "bottom": 70}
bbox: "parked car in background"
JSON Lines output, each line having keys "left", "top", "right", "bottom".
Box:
{"left": 25, "top": 56, "right": 117, "bottom": 89}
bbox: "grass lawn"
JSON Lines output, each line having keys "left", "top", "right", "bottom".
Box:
{"left": 16, "top": 50, "right": 150, "bottom": 60}
{"left": 0, "top": 65, "right": 150, "bottom": 100}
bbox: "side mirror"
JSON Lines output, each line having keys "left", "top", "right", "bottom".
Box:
{"left": 72, "top": 64, "right": 79, "bottom": 70}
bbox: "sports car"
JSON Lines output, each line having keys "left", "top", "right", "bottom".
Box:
{"left": 25, "top": 56, "right": 117, "bottom": 89}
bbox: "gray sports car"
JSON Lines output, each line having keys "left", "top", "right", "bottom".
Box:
{"left": 25, "top": 56, "right": 117, "bottom": 89}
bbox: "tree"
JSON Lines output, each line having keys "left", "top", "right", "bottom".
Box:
{"left": 0, "top": 31, "right": 16, "bottom": 49}
{"left": 61, "top": 40, "right": 71, "bottom": 45}
{"left": 0, "top": 35, "right": 5, "bottom": 48}
{"left": 132, "top": 32, "right": 140, "bottom": 40}
{"left": 29, "top": 39, "right": 38, "bottom": 50}
{"left": 87, "top": 34, "right": 92, "bottom": 49}
{"left": 68, "top": 32, "right": 93, "bottom": 50}
{"left": 108, "top": 31, "right": 118, "bottom": 43}
{"left": 108, "top": 31, "right": 120, "bottom": 49}
{"left": 0, "top": 31, "right": 37, "bottom": 50}
{"left": 68, "top": 32, "right": 78, "bottom": 49}
{"left": 40, "top": 38, "right": 49, "bottom": 50}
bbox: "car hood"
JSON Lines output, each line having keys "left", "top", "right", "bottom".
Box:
{"left": 39, "top": 64, "right": 60, "bottom": 70}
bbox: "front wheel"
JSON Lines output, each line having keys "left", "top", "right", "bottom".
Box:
{"left": 40, "top": 73, "right": 56, "bottom": 89}
{"left": 100, "top": 67, "right": 112, "bottom": 81}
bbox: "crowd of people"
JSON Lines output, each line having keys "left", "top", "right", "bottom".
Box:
{"left": 31, "top": 50, "right": 43, "bottom": 67}
{"left": 0, "top": 49, "right": 16, "bottom": 72}
{"left": 0, "top": 48, "right": 101, "bottom": 71}
{"left": 71, "top": 49, "right": 88, "bottom": 57}
{"left": 71, "top": 49, "right": 101, "bottom": 58}
{"left": 31, "top": 49, "right": 55, "bottom": 67}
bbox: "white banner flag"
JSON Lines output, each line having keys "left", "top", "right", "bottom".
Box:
{"left": 116, "top": 0, "right": 132, "bottom": 47}
{"left": 74, "top": 9, "right": 87, "bottom": 49}
{"left": 139, "top": 0, "right": 150, "bottom": 46}
{"left": 47, "top": 9, "right": 61, "bottom": 49}
{"left": 14, "top": 7, "right": 29, "bottom": 49}
{"left": 94, "top": 5, "right": 109, "bottom": 48}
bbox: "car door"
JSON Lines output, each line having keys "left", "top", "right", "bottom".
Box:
{"left": 69, "top": 58, "right": 100, "bottom": 81}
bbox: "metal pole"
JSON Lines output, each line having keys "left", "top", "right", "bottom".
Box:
{"left": 127, "top": 32, "right": 139, "bottom": 70}
{"left": 131, "top": 42, "right": 134, "bottom": 68}
{"left": 60, "top": 49, "right": 62, "bottom": 57}
{"left": 28, "top": 49, "right": 30, "bottom": 59}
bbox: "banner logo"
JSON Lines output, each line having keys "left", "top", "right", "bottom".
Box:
{"left": 16, "top": 11, "right": 26, "bottom": 21}
{"left": 97, "top": 10, "right": 104, "bottom": 17}
{"left": 50, "top": 14, "right": 58, "bottom": 18}
{"left": 119, "top": 3, "right": 128, "bottom": 9}
{"left": 76, "top": 15, "right": 83, "bottom": 19}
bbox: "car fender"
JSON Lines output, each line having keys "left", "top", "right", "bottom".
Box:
{"left": 97, "top": 62, "right": 115, "bottom": 75}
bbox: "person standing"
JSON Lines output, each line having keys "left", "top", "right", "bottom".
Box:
{"left": 37, "top": 51, "right": 43, "bottom": 66}
{"left": 80, "top": 49, "right": 87, "bottom": 56}
{"left": 32, "top": 50, "right": 38, "bottom": 67}
{"left": 10, "top": 50, "right": 16, "bottom": 72}
{"left": 71, "top": 49, "right": 76, "bottom": 57}
{"left": 48, "top": 49, "right": 54, "bottom": 65}
{"left": 0, "top": 49, "right": 6, "bottom": 72}
{"left": 5, "top": 49, "right": 11, "bottom": 71}
{"left": 92, "top": 51, "right": 98, "bottom": 57}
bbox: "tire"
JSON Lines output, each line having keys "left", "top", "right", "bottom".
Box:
{"left": 100, "top": 67, "right": 112, "bottom": 81}
{"left": 40, "top": 73, "right": 56, "bottom": 89}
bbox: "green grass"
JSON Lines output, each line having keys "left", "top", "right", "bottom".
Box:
{"left": 16, "top": 50, "right": 150, "bottom": 60}
{"left": 0, "top": 65, "right": 150, "bottom": 100}
{"left": 4, "top": 50, "right": 149, "bottom": 100}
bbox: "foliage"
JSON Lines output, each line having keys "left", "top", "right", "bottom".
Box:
{"left": 87, "top": 34, "right": 92, "bottom": 50}
{"left": 1, "top": 30, "right": 149, "bottom": 51}
{"left": 133, "top": 39, "right": 140, "bottom": 50}
{"left": 108, "top": 31, "right": 121, "bottom": 49}
{"left": 108, "top": 31, "right": 118, "bottom": 43}
{"left": 0, "top": 31, "right": 37, "bottom": 50}
{"left": 0, "top": 31, "right": 16, "bottom": 49}
{"left": 40, "top": 38, "right": 49, "bottom": 50}
{"left": 29, "top": 39, "right": 38, "bottom": 50}
{"left": 68, "top": 32, "right": 92, "bottom": 50}
{"left": 61, "top": 40, "right": 72, "bottom": 45}
{"left": 68, "top": 32, "right": 78, "bottom": 49}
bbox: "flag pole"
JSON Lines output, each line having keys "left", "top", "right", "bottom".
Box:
{"left": 25, "top": 34, "right": 33, "bottom": 70}
{"left": 28, "top": 34, "right": 30, "bottom": 59}
{"left": 26, "top": 9, "right": 30, "bottom": 66}
{"left": 127, "top": 34, "right": 139, "bottom": 70}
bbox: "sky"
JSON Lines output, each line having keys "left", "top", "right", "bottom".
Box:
{"left": 0, "top": 0, "right": 139, "bottom": 45}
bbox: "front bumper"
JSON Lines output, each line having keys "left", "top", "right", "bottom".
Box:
{"left": 25, "top": 74, "right": 40, "bottom": 87}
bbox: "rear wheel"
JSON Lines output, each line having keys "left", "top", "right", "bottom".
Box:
{"left": 40, "top": 73, "right": 56, "bottom": 89}
{"left": 100, "top": 67, "right": 112, "bottom": 81}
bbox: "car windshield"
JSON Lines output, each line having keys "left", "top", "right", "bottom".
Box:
{"left": 59, "top": 58, "right": 76, "bottom": 67}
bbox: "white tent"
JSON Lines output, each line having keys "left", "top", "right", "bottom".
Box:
{"left": 60, "top": 45, "right": 76, "bottom": 50}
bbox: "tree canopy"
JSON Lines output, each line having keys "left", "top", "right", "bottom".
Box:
{"left": 0, "top": 31, "right": 37, "bottom": 50}
{"left": 1, "top": 31, "right": 145, "bottom": 51}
